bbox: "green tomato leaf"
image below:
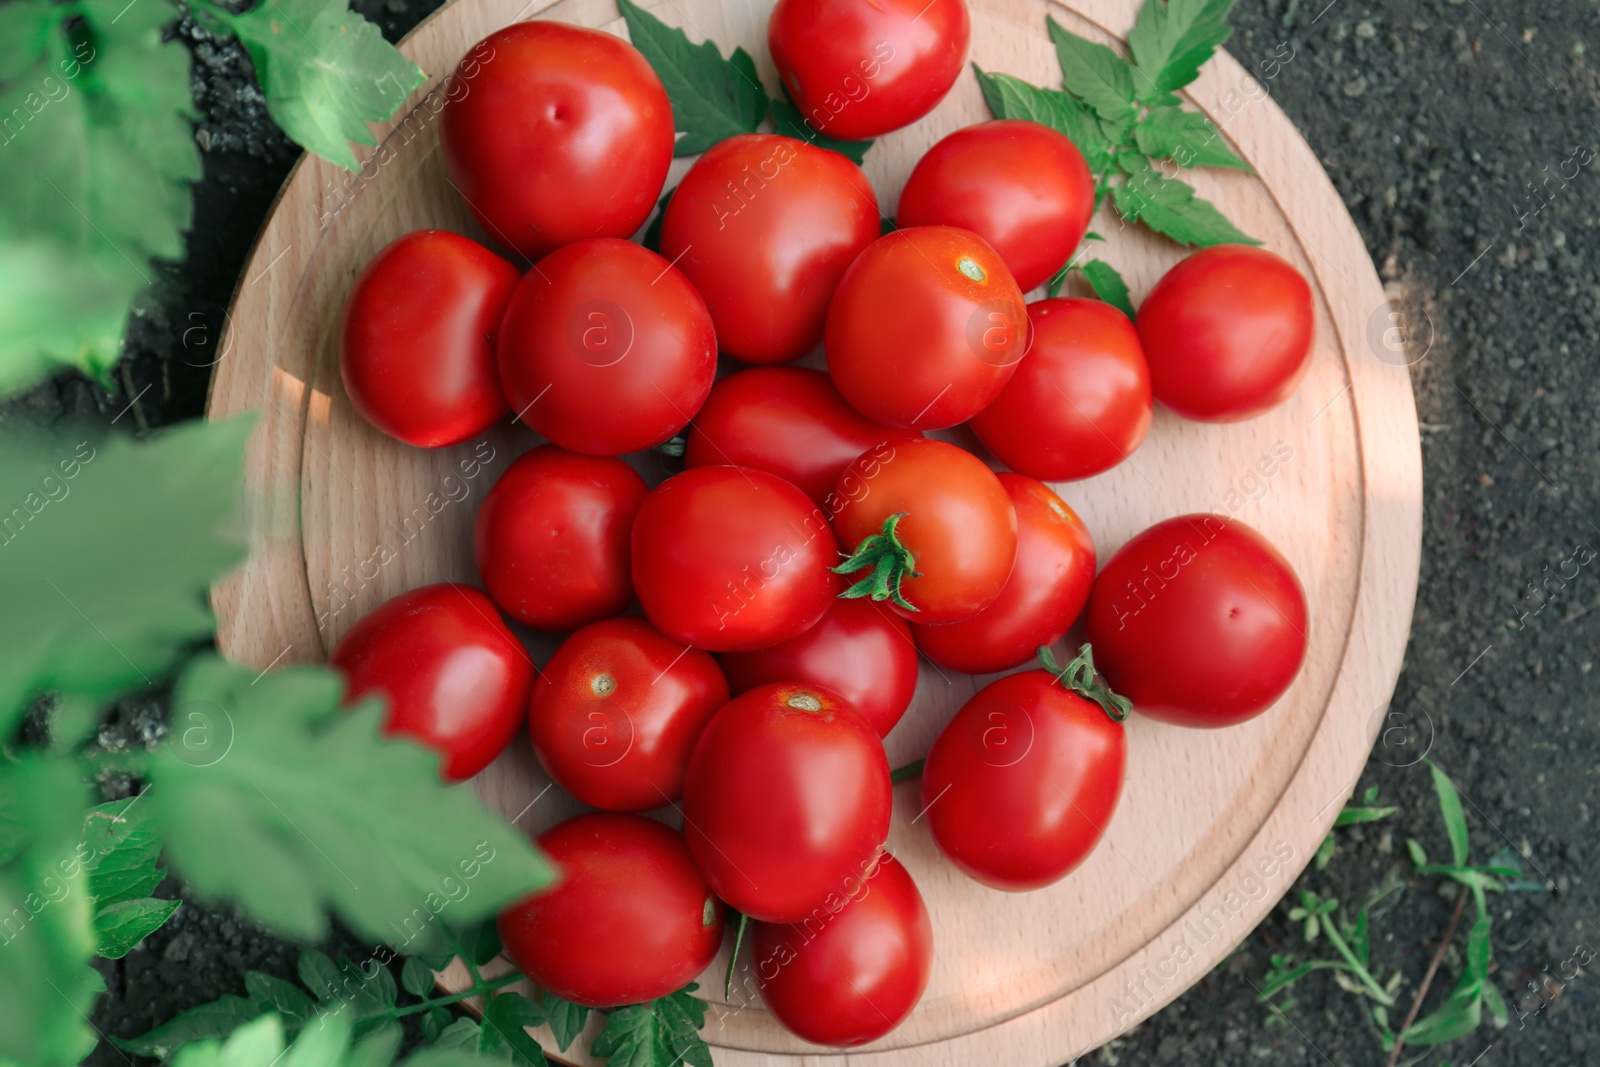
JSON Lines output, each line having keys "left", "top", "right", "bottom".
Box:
{"left": 539, "top": 993, "right": 591, "bottom": 1053}
{"left": 1133, "top": 106, "right": 1251, "bottom": 170}
{"left": 146, "top": 655, "right": 555, "bottom": 945}
{"left": 1046, "top": 16, "right": 1136, "bottom": 122}
{"left": 1111, "top": 159, "right": 1259, "bottom": 246}
{"left": 769, "top": 93, "right": 873, "bottom": 164}
{"left": 400, "top": 957, "right": 434, "bottom": 997}
{"left": 591, "top": 986, "right": 710, "bottom": 1067}
{"left": 973, "top": 66, "right": 1118, "bottom": 175}
{"left": 81, "top": 797, "right": 166, "bottom": 907}
{"left": 348, "top": 1023, "right": 401, "bottom": 1067}
{"left": 117, "top": 994, "right": 270, "bottom": 1058}
{"left": 480, "top": 993, "right": 547, "bottom": 1065}
{"left": 1080, "top": 259, "right": 1136, "bottom": 318}
{"left": 244, "top": 972, "right": 318, "bottom": 1024}
{"left": 0, "top": 238, "right": 140, "bottom": 396}
{"left": 212, "top": 0, "right": 425, "bottom": 171}
{"left": 1126, "top": 0, "right": 1236, "bottom": 99}
{"left": 0, "top": 0, "right": 52, "bottom": 79}
{"left": 93, "top": 896, "right": 180, "bottom": 958}
{"left": 1427, "top": 760, "right": 1471, "bottom": 867}
{"left": 1334, "top": 803, "right": 1399, "bottom": 827}
{"left": 616, "top": 0, "right": 765, "bottom": 156}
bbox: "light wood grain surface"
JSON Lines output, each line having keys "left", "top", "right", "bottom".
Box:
{"left": 206, "top": 0, "right": 1423, "bottom": 1062}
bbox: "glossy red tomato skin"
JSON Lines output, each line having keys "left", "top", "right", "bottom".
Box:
{"left": 498, "top": 238, "right": 716, "bottom": 456}
{"left": 659, "top": 135, "right": 879, "bottom": 364}
{"left": 768, "top": 0, "right": 969, "bottom": 140}
{"left": 922, "top": 670, "right": 1125, "bottom": 890}
{"left": 439, "top": 24, "right": 672, "bottom": 259}
{"left": 912, "top": 475, "right": 1095, "bottom": 674}
{"left": 826, "top": 226, "right": 1027, "bottom": 429}
{"left": 830, "top": 439, "right": 1018, "bottom": 624}
{"left": 683, "top": 368, "right": 922, "bottom": 505}
{"left": 473, "top": 446, "right": 648, "bottom": 631}
{"left": 1136, "top": 245, "right": 1315, "bottom": 422}
{"left": 682, "top": 683, "right": 892, "bottom": 922}
{"left": 748, "top": 853, "right": 932, "bottom": 1047}
{"left": 970, "top": 298, "right": 1153, "bottom": 481}
{"left": 896, "top": 121, "right": 1095, "bottom": 292}
{"left": 498, "top": 813, "right": 723, "bottom": 1008}
{"left": 339, "top": 231, "right": 519, "bottom": 448}
{"left": 529, "top": 617, "right": 729, "bottom": 811}
{"left": 1084, "top": 514, "right": 1309, "bottom": 727}
{"left": 719, "top": 598, "right": 918, "bottom": 737}
{"left": 631, "top": 466, "right": 840, "bottom": 652}
{"left": 329, "top": 583, "right": 533, "bottom": 782}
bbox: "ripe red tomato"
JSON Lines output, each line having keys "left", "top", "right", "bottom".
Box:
{"left": 826, "top": 226, "right": 1027, "bottom": 429}
{"left": 529, "top": 617, "right": 729, "bottom": 811}
{"left": 498, "top": 813, "right": 722, "bottom": 1007}
{"left": 896, "top": 120, "right": 1095, "bottom": 291}
{"left": 659, "top": 135, "right": 878, "bottom": 364}
{"left": 748, "top": 853, "right": 932, "bottom": 1046}
{"left": 329, "top": 583, "right": 532, "bottom": 782}
{"left": 912, "top": 475, "right": 1095, "bottom": 673}
{"left": 631, "top": 466, "right": 839, "bottom": 652}
{"left": 682, "top": 367, "right": 921, "bottom": 505}
{"left": 682, "top": 683, "right": 891, "bottom": 922}
{"left": 767, "top": 0, "right": 969, "bottom": 140}
{"left": 498, "top": 238, "right": 716, "bottom": 456}
{"left": 921, "top": 666, "right": 1125, "bottom": 890}
{"left": 830, "top": 439, "right": 1017, "bottom": 624}
{"left": 969, "top": 298, "right": 1153, "bottom": 481}
{"left": 339, "top": 230, "right": 519, "bottom": 448}
{"left": 439, "top": 24, "right": 672, "bottom": 259}
{"left": 1136, "top": 245, "right": 1315, "bottom": 422}
{"left": 719, "top": 598, "right": 918, "bottom": 737}
{"left": 473, "top": 446, "right": 647, "bottom": 631}
{"left": 1084, "top": 514, "right": 1309, "bottom": 727}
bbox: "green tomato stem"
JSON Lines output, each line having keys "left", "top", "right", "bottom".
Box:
{"left": 890, "top": 759, "right": 924, "bottom": 784}
{"left": 832, "top": 512, "right": 920, "bottom": 612}
{"left": 1037, "top": 644, "right": 1132, "bottom": 722}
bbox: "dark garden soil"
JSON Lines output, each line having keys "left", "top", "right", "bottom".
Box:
{"left": 11, "top": 0, "right": 1597, "bottom": 1064}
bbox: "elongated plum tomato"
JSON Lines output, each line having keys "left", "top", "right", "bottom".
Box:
{"left": 826, "top": 226, "right": 1027, "bottom": 429}
{"left": 631, "top": 466, "right": 839, "bottom": 652}
{"left": 339, "top": 230, "right": 519, "bottom": 448}
{"left": 659, "top": 135, "right": 878, "bottom": 364}
{"left": 683, "top": 683, "right": 891, "bottom": 921}
{"left": 969, "top": 298, "right": 1153, "bottom": 481}
{"left": 529, "top": 617, "right": 729, "bottom": 811}
{"left": 913, "top": 475, "right": 1095, "bottom": 674}
{"left": 498, "top": 813, "right": 722, "bottom": 1007}
{"left": 1136, "top": 245, "right": 1315, "bottom": 422}
{"left": 682, "top": 367, "right": 921, "bottom": 505}
{"left": 439, "top": 24, "right": 672, "bottom": 259}
{"left": 719, "top": 597, "right": 918, "bottom": 737}
{"left": 749, "top": 853, "right": 932, "bottom": 1046}
{"left": 896, "top": 120, "right": 1095, "bottom": 291}
{"left": 1084, "top": 514, "right": 1309, "bottom": 727}
{"left": 498, "top": 238, "right": 716, "bottom": 456}
{"left": 473, "top": 445, "right": 648, "bottom": 631}
{"left": 329, "top": 583, "right": 533, "bottom": 782}
{"left": 768, "top": 0, "right": 969, "bottom": 140}
{"left": 922, "top": 667, "right": 1126, "bottom": 890}
{"left": 830, "top": 439, "right": 1017, "bottom": 624}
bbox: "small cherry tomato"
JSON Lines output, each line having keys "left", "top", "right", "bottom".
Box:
{"left": 440, "top": 24, "right": 673, "bottom": 259}
{"left": 896, "top": 120, "right": 1095, "bottom": 291}
{"left": 339, "top": 230, "right": 519, "bottom": 448}
{"left": 659, "top": 134, "right": 879, "bottom": 364}
{"left": 682, "top": 683, "right": 891, "bottom": 922}
{"left": 498, "top": 813, "right": 722, "bottom": 1007}
{"left": 830, "top": 439, "right": 1017, "bottom": 624}
{"left": 826, "top": 226, "right": 1027, "bottom": 429}
{"left": 682, "top": 367, "right": 921, "bottom": 505}
{"left": 768, "top": 0, "right": 969, "bottom": 140}
{"left": 529, "top": 617, "right": 729, "bottom": 811}
{"left": 921, "top": 663, "right": 1126, "bottom": 890}
{"left": 719, "top": 597, "right": 918, "bottom": 737}
{"left": 329, "top": 583, "right": 533, "bottom": 782}
{"left": 912, "top": 475, "right": 1095, "bottom": 673}
{"left": 473, "top": 446, "right": 648, "bottom": 631}
{"left": 748, "top": 853, "right": 932, "bottom": 1046}
{"left": 1136, "top": 245, "right": 1315, "bottom": 422}
{"left": 1084, "top": 514, "right": 1309, "bottom": 727}
{"left": 631, "top": 466, "right": 839, "bottom": 652}
{"left": 498, "top": 238, "right": 716, "bottom": 456}
{"left": 969, "top": 297, "right": 1153, "bottom": 481}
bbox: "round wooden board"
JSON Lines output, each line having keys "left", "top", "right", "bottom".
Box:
{"left": 206, "top": 0, "right": 1423, "bottom": 1061}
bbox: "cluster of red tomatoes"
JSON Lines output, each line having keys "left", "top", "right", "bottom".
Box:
{"left": 331, "top": 0, "right": 1317, "bottom": 1049}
